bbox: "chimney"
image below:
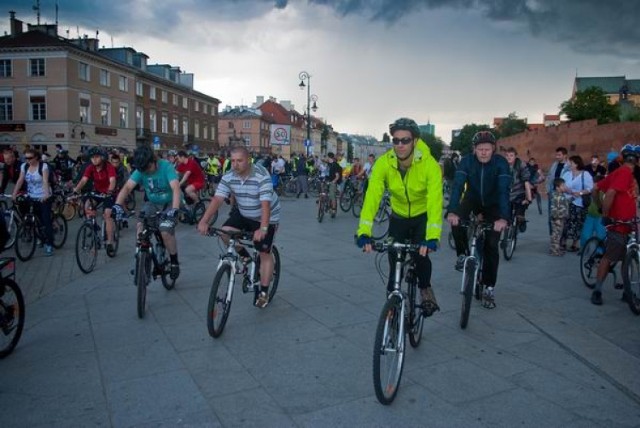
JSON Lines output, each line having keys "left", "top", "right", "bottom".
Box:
{"left": 9, "top": 11, "right": 23, "bottom": 35}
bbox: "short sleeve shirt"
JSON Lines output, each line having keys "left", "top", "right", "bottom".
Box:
{"left": 597, "top": 166, "right": 637, "bottom": 233}
{"left": 83, "top": 163, "right": 116, "bottom": 194}
{"left": 176, "top": 158, "right": 205, "bottom": 186}
{"left": 130, "top": 159, "right": 178, "bottom": 205}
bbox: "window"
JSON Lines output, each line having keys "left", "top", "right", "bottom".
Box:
{"left": 194, "top": 120, "right": 200, "bottom": 138}
{"left": 194, "top": 101, "right": 199, "bottom": 112}
{"left": 118, "top": 75, "right": 128, "bottom": 92}
{"left": 135, "top": 81, "right": 143, "bottom": 97}
{"left": 0, "top": 60, "right": 11, "bottom": 78}
{"left": 211, "top": 125, "right": 216, "bottom": 140}
{"left": 243, "top": 120, "right": 251, "bottom": 129}
{"left": 100, "top": 100, "right": 111, "bottom": 125}
{"left": 149, "top": 109, "right": 157, "bottom": 132}
{"left": 78, "top": 62, "right": 90, "bottom": 81}
{"left": 161, "top": 90, "right": 168, "bottom": 103}
{"left": 203, "top": 104, "right": 208, "bottom": 114}
{"left": 119, "top": 103, "right": 128, "bottom": 128}
{"left": 136, "top": 106, "right": 144, "bottom": 130}
{"left": 149, "top": 87, "right": 156, "bottom": 100}
{"left": 182, "top": 118, "right": 188, "bottom": 136}
{"left": 182, "top": 97, "right": 188, "bottom": 109}
{"left": 100, "top": 69, "right": 110, "bottom": 87}
{"left": 29, "top": 58, "right": 45, "bottom": 76}
{"left": 30, "top": 95, "right": 46, "bottom": 120}
{"left": 79, "top": 96, "right": 90, "bottom": 123}
{"left": 173, "top": 116, "right": 178, "bottom": 135}
{"left": 161, "top": 112, "right": 168, "bottom": 133}
{"left": 203, "top": 124, "right": 208, "bottom": 140}
{"left": 0, "top": 96, "right": 13, "bottom": 121}
{"left": 172, "top": 94, "right": 178, "bottom": 106}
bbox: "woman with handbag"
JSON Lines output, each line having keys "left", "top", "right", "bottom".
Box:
{"left": 561, "top": 155, "right": 593, "bottom": 252}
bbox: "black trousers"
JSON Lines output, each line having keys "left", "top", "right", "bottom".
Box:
{"left": 387, "top": 213, "right": 431, "bottom": 291}
{"left": 451, "top": 199, "right": 501, "bottom": 287}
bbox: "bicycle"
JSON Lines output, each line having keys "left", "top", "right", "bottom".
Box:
{"left": 615, "top": 219, "right": 640, "bottom": 315}
{"left": 14, "top": 195, "right": 68, "bottom": 261}
{"left": 206, "top": 227, "right": 281, "bottom": 337}
{"left": 369, "top": 239, "right": 426, "bottom": 405}
{"left": 500, "top": 205, "right": 527, "bottom": 261}
{"left": 74, "top": 193, "right": 121, "bottom": 274}
{"left": 316, "top": 179, "right": 330, "bottom": 223}
{"left": 177, "top": 195, "right": 209, "bottom": 225}
{"left": 580, "top": 235, "right": 619, "bottom": 289}
{"left": 339, "top": 177, "right": 357, "bottom": 212}
{"left": 459, "top": 220, "right": 496, "bottom": 329}
{"left": 0, "top": 257, "right": 24, "bottom": 358}
{"left": 0, "top": 195, "right": 19, "bottom": 249}
{"left": 133, "top": 211, "right": 176, "bottom": 318}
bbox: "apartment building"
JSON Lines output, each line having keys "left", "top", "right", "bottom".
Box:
{"left": 0, "top": 12, "right": 220, "bottom": 157}
{"left": 218, "top": 106, "right": 273, "bottom": 156}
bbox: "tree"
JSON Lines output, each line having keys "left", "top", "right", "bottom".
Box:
{"left": 420, "top": 133, "right": 444, "bottom": 161}
{"left": 382, "top": 132, "right": 390, "bottom": 143}
{"left": 560, "top": 87, "right": 619, "bottom": 124}
{"left": 450, "top": 123, "right": 492, "bottom": 155}
{"left": 496, "top": 112, "right": 528, "bottom": 138}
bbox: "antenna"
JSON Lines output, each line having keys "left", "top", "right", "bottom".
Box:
{"left": 65, "top": 28, "right": 69, "bottom": 38}
{"left": 33, "top": 0, "right": 41, "bottom": 25}
{"left": 96, "top": 29, "right": 99, "bottom": 39}
{"left": 55, "top": 0, "right": 58, "bottom": 26}
{"left": 111, "top": 35, "right": 114, "bottom": 48}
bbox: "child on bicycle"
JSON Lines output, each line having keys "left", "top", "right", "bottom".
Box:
{"left": 549, "top": 178, "right": 569, "bottom": 256}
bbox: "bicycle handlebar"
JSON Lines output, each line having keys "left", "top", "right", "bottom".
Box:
{"left": 207, "top": 226, "right": 254, "bottom": 242}
{"left": 371, "top": 240, "right": 420, "bottom": 253}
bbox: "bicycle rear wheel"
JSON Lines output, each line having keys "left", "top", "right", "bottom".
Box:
{"left": 339, "top": 188, "right": 353, "bottom": 212}
{"left": 373, "top": 295, "right": 405, "bottom": 405}
{"left": 447, "top": 230, "right": 456, "bottom": 250}
{"left": 15, "top": 224, "right": 36, "bottom": 262}
{"left": 51, "top": 214, "right": 68, "bottom": 249}
{"left": 0, "top": 278, "right": 25, "bottom": 358}
{"left": 580, "top": 237, "right": 603, "bottom": 289}
{"left": 502, "top": 226, "right": 517, "bottom": 261}
{"left": 317, "top": 198, "right": 325, "bottom": 223}
{"left": 622, "top": 247, "right": 640, "bottom": 315}
{"left": 371, "top": 207, "right": 390, "bottom": 240}
{"left": 268, "top": 245, "right": 281, "bottom": 302}
{"left": 207, "top": 263, "right": 234, "bottom": 337}
{"left": 136, "top": 251, "right": 150, "bottom": 319}
{"left": 536, "top": 192, "right": 542, "bottom": 215}
{"left": 61, "top": 200, "right": 77, "bottom": 221}
{"left": 193, "top": 200, "right": 207, "bottom": 224}
{"left": 408, "top": 283, "right": 424, "bottom": 348}
{"left": 75, "top": 223, "right": 98, "bottom": 273}
{"left": 460, "top": 258, "right": 475, "bottom": 329}
{"left": 352, "top": 193, "right": 363, "bottom": 218}
{"left": 4, "top": 212, "right": 16, "bottom": 250}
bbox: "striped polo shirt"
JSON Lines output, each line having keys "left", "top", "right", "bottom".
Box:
{"left": 215, "top": 164, "right": 280, "bottom": 223}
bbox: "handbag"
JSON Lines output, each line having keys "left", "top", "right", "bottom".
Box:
{"left": 581, "top": 172, "right": 592, "bottom": 208}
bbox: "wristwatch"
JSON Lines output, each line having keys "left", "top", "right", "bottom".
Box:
{"left": 260, "top": 226, "right": 268, "bottom": 232}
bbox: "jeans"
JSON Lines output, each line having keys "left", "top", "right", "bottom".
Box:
{"left": 580, "top": 214, "right": 606, "bottom": 249}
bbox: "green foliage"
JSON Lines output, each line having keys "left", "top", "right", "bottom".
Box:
{"left": 496, "top": 112, "right": 528, "bottom": 138}
{"left": 420, "top": 133, "right": 444, "bottom": 160}
{"left": 619, "top": 100, "right": 640, "bottom": 122}
{"left": 560, "top": 87, "right": 620, "bottom": 124}
{"left": 451, "top": 123, "right": 492, "bottom": 155}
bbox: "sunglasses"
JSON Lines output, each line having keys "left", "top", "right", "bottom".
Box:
{"left": 392, "top": 137, "right": 413, "bottom": 145}
{"left": 25, "top": 156, "right": 35, "bottom": 160}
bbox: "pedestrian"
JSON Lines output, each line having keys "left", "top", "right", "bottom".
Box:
{"left": 561, "top": 155, "right": 593, "bottom": 252}
{"left": 295, "top": 154, "right": 309, "bottom": 198}
{"left": 585, "top": 155, "right": 607, "bottom": 179}
{"left": 545, "top": 147, "right": 570, "bottom": 235}
{"left": 549, "top": 178, "right": 569, "bottom": 256}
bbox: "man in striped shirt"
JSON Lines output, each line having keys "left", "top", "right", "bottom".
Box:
{"left": 198, "top": 145, "right": 280, "bottom": 308}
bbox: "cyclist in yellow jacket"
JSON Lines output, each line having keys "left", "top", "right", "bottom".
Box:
{"left": 356, "top": 117, "right": 443, "bottom": 315}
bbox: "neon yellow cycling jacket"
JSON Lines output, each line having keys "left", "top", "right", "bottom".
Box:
{"left": 357, "top": 139, "right": 443, "bottom": 241}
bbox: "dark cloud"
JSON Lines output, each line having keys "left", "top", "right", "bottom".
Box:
{"left": 4, "top": 0, "right": 639, "bottom": 55}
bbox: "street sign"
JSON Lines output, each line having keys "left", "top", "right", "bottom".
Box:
{"left": 304, "top": 139, "right": 312, "bottom": 147}
{"left": 153, "top": 136, "right": 160, "bottom": 150}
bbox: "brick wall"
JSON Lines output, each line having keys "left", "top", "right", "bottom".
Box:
{"left": 497, "top": 120, "right": 640, "bottom": 172}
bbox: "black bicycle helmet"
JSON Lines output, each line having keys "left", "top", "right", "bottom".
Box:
{"left": 88, "top": 146, "right": 107, "bottom": 158}
{"left": 472, "top": 130, "right": 497, "bottom": 146}
{"left": 389, "top": 117, "right": 420, "bottom": 138}
{"left": 132, "top": 144, "right": 155, "bottom": 171}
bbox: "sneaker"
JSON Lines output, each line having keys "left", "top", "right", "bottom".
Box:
{"left": 420, "top": 287, "right": 440, "bottom": 317}
{"left": 106, "top": 243, "right": 115, "bottom": 257}
{"left": 122, "top": 220, "right": 129, "bottom": 229}
{"left": 330, "top": 210, "right": 336, "bottom": 218}
{"left": 255, "top": 291, "right": 269, "bottom": 308}
{"left": 517, "top": 216, "right": 527, "bottom": 233}
{"left": 44, "top": 244, "right": 53, "bottom": 257}
{"left": 455, "top": 255, "right": 466, "bottom": 272}
{"left": 169, "top": 263, "right": 180, "bottom": 280}
{"left": 591, "top": 290, "right": 603, "bottom": 306}
{"left": 482, "top": 286, "right": 496, "bottom": 309}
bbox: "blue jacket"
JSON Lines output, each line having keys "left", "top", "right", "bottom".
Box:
{"left": 447, "top": 153, "right": 512, "bottom": 221}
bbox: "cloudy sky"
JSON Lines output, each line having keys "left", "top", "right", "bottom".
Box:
{"left": 3, "top": 0, "right": 640, "bottom": 142}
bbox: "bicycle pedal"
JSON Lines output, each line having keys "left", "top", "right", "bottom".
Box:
{"left": 482, "top": 299, "right": 496, "bottom": 309}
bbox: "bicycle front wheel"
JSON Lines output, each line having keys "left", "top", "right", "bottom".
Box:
{"left": 207, "top": 263, "right": 234, "bottom": 338}
{"left": 61, "top": 200, "right": 77, "bottom": 221}
{"left": 0, "top": 278, "right": 25, "bottom": 359}
{"left": 15, "top": 223, "right": 36, "bottom": 262}
{"left": 622, "top": 247, "right": 640, "bottom": 315}
{"left": 408, "top": 283, "right": 424, "bottom": 348}
{"left": 75, "top": 223, "right": 98, "bottom": 274}
{"left": 580, "top": 237, "right": 603, "bottom": 289}
{"left": 352, "top": 193, "right": 363, "bottom": 218}
{"left": 460, "top": 259, "right": 475, "bottom": 329}
{"left": 371, "top": 207, "right": 390, "bottom": 240}
{"left": 373, "top": 295, "right": 405, "bottom": 405}
{"left": 193, "top": 201, "right": 207, "bottom": 224}
{"left": 502, "top": 226, "right": 517, "bottom": 261}
{"left": 157, "top": 243, "right": 175, "bottom": 290}
{"left": 536, "top": 193, "right": 543, "bottom": 215}
{"left": 317, "top": 197, "right": 325, "bottom": 223}
{"left": 339, "top": 189, "right": 353, "bottom": 212}
{"left": 51, "top": 214, "right": 68, "bottom": 249}
{"left": 136, "top": 251, "right": 150, "bottom": 319}
{"left": 5, "top": 212, "right": 17, "bottom": 250}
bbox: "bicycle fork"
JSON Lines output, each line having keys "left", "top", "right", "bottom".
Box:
{"left": 460, "top": 255, "right": 480, "bottom": 295}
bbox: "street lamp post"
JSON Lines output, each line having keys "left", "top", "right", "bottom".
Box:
{"left": 298, "top": 71, "right": 318, "bottom": 157}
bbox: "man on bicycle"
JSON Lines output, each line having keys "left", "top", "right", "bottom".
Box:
{"left": 176, "top": 150, "right": 206, "bottom": 205}
{"left": 447, "top": 130, "right": 510, "bottom": 308}
{"left": 590, "top": 144, "right": 640, "bottom": 306}
{"left": 114, "top": 144, "right": 182, "bottom": 279}
{"left": 325, "top": 152, "right": 342, "bottom": 218}
{"left": 72, "top": 147, "right": 118, "bottom": 256}
{"left": 504, "top": 147, "right": 533, "bottom": 233}
{"left": 197, "top": 145, "right": 280, "bottom": 309}
{"left": 356, "top": 118, "right": 443, "bottom": 314}
{"left": 205, "top": 152, "right": 221, "bottom": 189}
